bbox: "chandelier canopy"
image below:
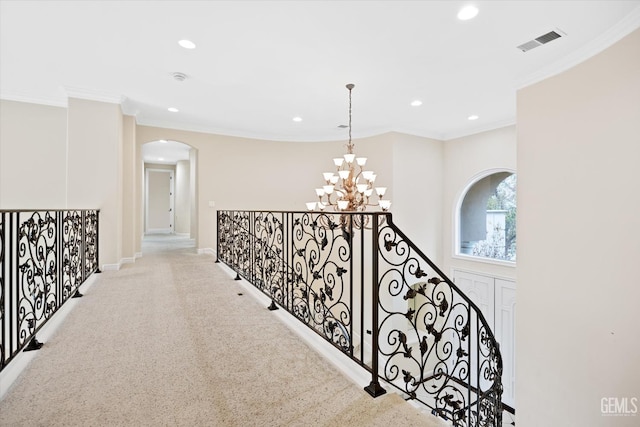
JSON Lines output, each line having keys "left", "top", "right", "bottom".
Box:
{"left": 307, "top": 84, "right": 391, "bottom": 212}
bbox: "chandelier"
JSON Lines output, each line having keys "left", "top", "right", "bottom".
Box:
{"left": 307, "top": 84, "right": 391, "bottom": 212}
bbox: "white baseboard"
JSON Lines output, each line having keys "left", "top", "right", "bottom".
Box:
{"left": 145, "top": 228, "right": 172, "bottom": 234}
{"left": 102, "top": 256, "right": 136, "bottom": 271}
{"left": 197, "top": 247, "right": 216, "bottom": 257}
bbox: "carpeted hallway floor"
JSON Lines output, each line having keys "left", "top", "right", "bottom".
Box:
{"left": 0, "top": 234, "right": 448, "bottom": 427}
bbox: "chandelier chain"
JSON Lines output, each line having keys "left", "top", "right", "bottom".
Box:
{"left": 348, "top": 84, "right": 353, "bottom": 154}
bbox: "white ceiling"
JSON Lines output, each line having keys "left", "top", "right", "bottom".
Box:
{"left": 2, "top": 1, "right": 639, "bottom": 151}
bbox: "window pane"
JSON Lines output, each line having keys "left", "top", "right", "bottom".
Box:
{"left": 459, "top": 173, "right": 516, "bottom": 262}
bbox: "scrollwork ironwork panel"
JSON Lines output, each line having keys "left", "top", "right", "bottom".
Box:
{"left": 62, "top": 211, "right": 82, "bottom": 300}
{"left": 1, "top": 209, "right": 100, "bottom": 372}
{"left": 253, "top": 212, "right": 287, "bottom": 307}
{"left": 84, "top": 210, "right": 99, "bottom": 276}
{"left": 376, "top": 222, "right": 502, "bottom": 426}
{"left": 232, "top": 211, "right": 252, "bottom": 280}
{"left": 291, "top": 213, "right": 352, "bottom": 352}
{"left": 17, "top": 211, "right": 58, "bottom": 347}
{"left": 217, "top": 211, "right": 234, "bottom": 265}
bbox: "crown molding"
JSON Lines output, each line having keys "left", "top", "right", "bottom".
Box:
{"left": 62, "top": 85, "right": 124, "bottom": 104}
{"left": 0, "top": 92, "right": 67, "bottom": 108}
{"left": 517, "top": 5, "right": 640, "bottom": 89}
{"left": 440, "top": 117, "right": 517, "bottom": 141}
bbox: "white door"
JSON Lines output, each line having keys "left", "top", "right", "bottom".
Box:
{"left": 453, "top": 270, "right": 495, "bottom": 329}
{"left": 146, "top": 169, "right": 174, "bottom": 233}
{"left": 495, "top": 279, "right": 516, "bottom": 408}
{"left": 453, "top": 270, "right": 516, "bottom": 409}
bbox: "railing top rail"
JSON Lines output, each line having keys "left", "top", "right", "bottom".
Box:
{"left": 218, "top": 209, "right": 391, "bottom": 216}
{"left": 0, "top": 209, "right": 100, "bottom": 213}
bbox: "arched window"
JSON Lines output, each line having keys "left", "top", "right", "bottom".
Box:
{"left": 458, "top": 171, "right": 516, "bottom": 263}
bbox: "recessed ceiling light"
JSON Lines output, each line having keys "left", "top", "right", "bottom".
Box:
{"left": 158, "top": 157, "right": 165, "bottom": 161}
{"left": 410, "top": 100, "right": 423, "bottom": 107}
{"left": 178, "top": 39, "right": 196, "bottom": 49}
{"left": 457, "top": 5, "right": 479, "bottom": 21}
{"left": 293, "top": 116, "right": 302, "bottom": 122}
{"left": 160, "top": 139, "right": 168, "bottom": 143}
{"left": 168, "top": 107, "right": 179, "bottom": 113}
{"left": 468, "top": 114, "right": 479, "bottom": 120}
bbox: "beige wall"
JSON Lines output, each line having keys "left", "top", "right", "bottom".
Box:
{"left": 442, "top": 125, "right": 517, "bottom": 280}
{"left": 175, "top": 159, "right": 190, "bottom": 234}
{"left": 516, "top": 28, "right": 640, "bottom": 426}
{"left": 189, "top": 148, "right": 197, "bottom": 240}
{"left": 391, "top": 132, "right": 444, "bottom": 264}
{"left": 0, "top": 100, "right": 67, "bottom": 209}
{"left": 67, "top": 98, "right": 123, "bottom": 268}
{"left": 122, "top": 115, "right": 137, "bottom": 261}
{"left": 0, "top": 98, "right": 125, "bottom": 269}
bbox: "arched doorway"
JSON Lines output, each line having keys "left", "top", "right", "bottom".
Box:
{"left": 141, "top": 139, "right": 198, "bottom": 249}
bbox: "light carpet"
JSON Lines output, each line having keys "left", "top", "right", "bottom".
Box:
{"left": 0, "top": 235, "right": 448, "bottom": 427}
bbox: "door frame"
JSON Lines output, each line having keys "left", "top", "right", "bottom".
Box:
{"left": 145, "top": 168, "right": 175, "bottom": 234}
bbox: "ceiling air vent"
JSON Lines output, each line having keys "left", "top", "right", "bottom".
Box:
{"left": 517, "top": 29, "right": 565, "bottom": 52}
{"left": 172, "top": 72, "right": 188, "bottom": 82}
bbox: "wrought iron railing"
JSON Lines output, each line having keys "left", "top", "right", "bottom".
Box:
{"left": 217, "top": 210, "right": 503, "bottom": 426}
{"left": 0, "top": 209, "right": 100, "bottom": 372}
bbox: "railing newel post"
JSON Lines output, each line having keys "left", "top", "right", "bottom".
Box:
{"left": 72, "top": 210, "right": 83, "bottom": 298}
{"left": 95, "top": 210, "right": 101, "bottom": 274}
{"left": 9, "top": 212, "right": 15, "bottom": 360}
{"left": 468, "top": 304, "right": 472, "bottom": 425}
{"left": 215, "top": 210, "right": 220, "bottom": 263}
{"left": 364, "top": 213, "right": 386, "bottom": 398}
{"left": 1, "top": 212, "right": 5, "bottom": 370}
{"left": 282, "top": 212, "right": 294, "bottom": 312}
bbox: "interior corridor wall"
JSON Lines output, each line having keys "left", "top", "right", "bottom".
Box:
{"left": 189, "top": 149, "right": 197, "bottom": 240}
{"left": 1, "top": 98, "right": 125, "bottom": 270}
{"left": 67, "top": 98, "right": 123, "bottom": 269}
{"left": 175, "top": 159, "right": 190, "bottom": 234}
{"left": 391, "top": 132, "right": 444, "bottom": 265}
{"left": 516, "top": 28, "right": 640, "bottom": 426}
{"left": 121, "top": 115, "right": 137, "bottom": 262}
{"left": 0, "top": 100, "right": 67, "bottom": 208}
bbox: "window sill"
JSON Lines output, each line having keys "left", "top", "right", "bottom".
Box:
{"left": 452, "top": 253, "right": 516, "bottom": 268}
